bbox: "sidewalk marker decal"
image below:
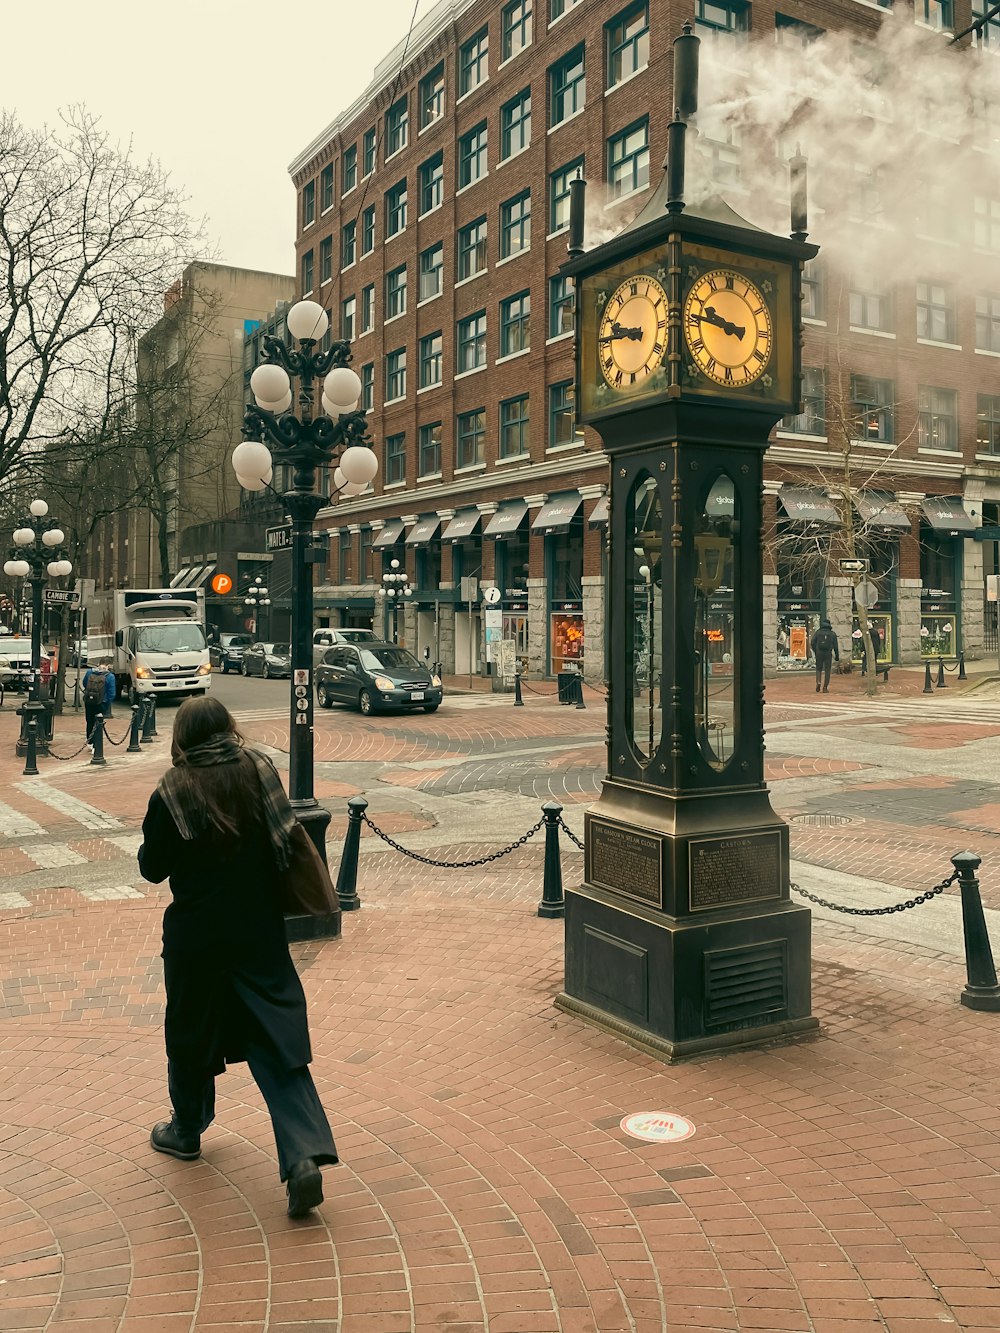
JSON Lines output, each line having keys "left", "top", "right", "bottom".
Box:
{"left": 620, "top": 1112, "right": 696, "bottom": 1144}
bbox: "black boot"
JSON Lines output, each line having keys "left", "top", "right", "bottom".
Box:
{"left": 150, "top": 1119, "right": 201, "bottom": 1161}
{"left": 286, "top": 1158, "right": 323, "bottom": 1218}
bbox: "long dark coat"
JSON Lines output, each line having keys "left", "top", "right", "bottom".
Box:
{"left": 138, "top": 790, "right": 312, "bottom": 1076}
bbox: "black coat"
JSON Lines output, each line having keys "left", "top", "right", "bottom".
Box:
{"left": 138, "top": 790, "right": 312, "bottom": 1076}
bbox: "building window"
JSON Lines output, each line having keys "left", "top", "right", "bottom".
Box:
{"left": 973, "top": 0, "right": 1000, "bottom": 45}
{"left": 851, "top": 375, "right": 894, "bottom": 444}
{"left": 361, "top": 362, "right": 374, "bottom": 411}
{"left": 459, "top": 122, "right": 488, "bottom": 188}
{"left": 607, "top": 2, "right": 649, "bottom": 88}
{"left": 459, "top": 27, "right": 489, "bottom": 96}
{"left": 549, "top": 158, "right": 583, "bottom": 233}
{"left": 916, "top": 281, "right": 955, "bottom": 343}
{"left": 361, "top": 204, "right": 375, "bottom": 255}
{"left": 801, "top": 260, "right": 823, "bottom": 320}
{"left": 549, "top": 45, "right": 585, "bottom": 126}
{"left": 500, "top": 395, "right": 530, "bottom": 457}
{"left": 849, "top": 274, "right": 892, "bottom": 333}
{"left": 849, "top": 165, "right": 884, "bottom": 220}
{"left": 386, "top": 179, "right": 407, "bottom": 237}
{"left": 501, "top": 88, "right": 531, "bottom": 159}
{"left": 549, "top": 380, "right": 581, "bottom": 447}
{"left": 341, "top": 295, "right": 356, "bottom": 340}
{"left": 549, "top": 274, "right": 575, "bottom": 337}
{"left": 386, "top": 347, "right": 407, "bottom": 401}
{"left": 500, "top": 290, "right": 530, "bottom": 356}
{"left": 500, "top": 190, "right": 531, "bottom": 258}
{"left": 457, "top": 409, "right": 486, "bottom": 467}
{"left": 419, "top": 422, "right": 442, "bottom": 475}
{"left": 363, "top": 126, "right": 377, "bottom": 177}
{"left": 502, "top": 0, "right": 532, "bottom": 59}
{"left": 457, "top": 216, "right": 488, "bottom": 281}
{"left": 361, "top": 283, "right": 375, "bottom": 334}
{"left": 419, "top": 331, "right": 443, "bottom": 387}
{"left": 775, "top": 12, "right": 825, "bottom": 42}
{"left": 977, "top": 394, "right": 1000, "bottom": 453}
{"left": 338, "top": 529, "right": 352, "bottom": 583}
{"left": 420, "top": 242, "right": 444, "bottom": 300}
{"left": 386, "top": 95, "right": 408, "bottom": 157}
{"left": 386, "top": 265, "right": 407, "bottom": 320}
{"left": 918, "top": 0, "right": 954, "bottom": 30}
{"left": 419, "top": 63, "right": 445, "bottom": 131}
{"left": 975, "top": 196, "right": 1000, "bottom": 252}
{"left": 341, "top": 220, "right": 356, "bottom": 268}
{"left": 384, "top": 433, "right": 406, "bottom": 485}
{"left": 695, "top": 0, "right": 749, "bottom": 35}
{"left": 551, "top": 0, "right": 581, "bottom": 18}
{"left": 918, "top": 386, "right": 958, "bottom": 450}
{"left": 782, "top": 367, "right": 825, "bottom": 436}
{"left": 301, "top": 248, "right": 314, "bottom": 294}
{"left": 320, "top": 236, "right": 333, "bottom": 285}
{"left": 608, "top": 118, "right": 649, "bottom": 199}
{"left": 343, "top": 144, "right": 357, "bottom": 193}
{"left": 320, "top": 163, "right": 334, "bottom": 211}
{"left": 976, "top": 293, "right": 1000, "bottom": 353}
{"left": 419, "top": 153, "right": 444, "bottom": 215}
{"left": 302, "top": 180, "right": 315, "bottom": 227}
{"left": 457, "top": 310, "right": 487, "bottom": 373}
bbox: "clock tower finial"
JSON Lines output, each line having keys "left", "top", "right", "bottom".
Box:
{"left": 665, "top": 22, "right": 700, "bottom": 215}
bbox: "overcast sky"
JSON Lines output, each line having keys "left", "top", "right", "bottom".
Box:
{"left": 3, "top": 0, "right": 435, "bottom": 278}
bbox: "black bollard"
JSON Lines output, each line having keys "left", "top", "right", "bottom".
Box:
{"left": 140, "top": 695, "right": 157, "bottom": 743}
{"left": 90, "top": 712, "right": 107, "bottom": 766}
{"left": 127, "top": 703, "right": 142, "bottom": 752}
{"left": 514, "top": 669, "right": 524, "bottom": 707}
{"left": 923, "top": 660, "right": 933, "bottom": 693}
{"left": 936, "top": 656, "right": 946, "bottom": 689}
{"left": 335, "top": 795, "right": 368, "bottom": 912}
{"left": 951, "top": 852, "right": 1000, "bottom": 1012}
{"left": 575, "top": 674, "right": 586, "bottom": 709}
{"left": 958, "top": 651, "right": 967, "bottom": 681}
{"left": 538, "top": 800, "right": 566, "bottom": 918}
{"left": 23, "top": 716, "right": 39, "bottom": 776}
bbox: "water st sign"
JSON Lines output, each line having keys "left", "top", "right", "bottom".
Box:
{"left": 266, "top": 524, "right": 292, "bottom": 552}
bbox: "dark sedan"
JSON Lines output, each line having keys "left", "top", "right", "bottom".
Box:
{"left": 315, "top": 642, "right": 443, "bottom": 715}
{"left": 240, "top": 641, "right": 292, "bottom": 679}
{"left": 210, "top": 633, "right": 254, "bottom": 673}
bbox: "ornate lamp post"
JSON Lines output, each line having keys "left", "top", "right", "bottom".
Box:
{"left": 244, "top": 575, "right": 270, "bottom": 640}
{"left": 377, "top": 558, "right": 411, "bottom": 643}
{"left": 232, "top": 299, "right": 378, "bottom": 859}
{"left": 4, "top": 498, "right": 73, "bottom": 751}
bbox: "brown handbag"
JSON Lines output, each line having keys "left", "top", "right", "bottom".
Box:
{"left": 276, "top": 822, "right": 339, "bottom": 917}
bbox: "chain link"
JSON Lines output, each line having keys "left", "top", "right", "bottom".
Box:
{"left": 362, "top": 813, "right": 544, "bottom": 868}
{"left": 103, "top": 719, "right": 134, "bottom": 747}
{"left": 46, "top": 737, "right": 94, "bottom": 761}
{"left": 558, "top": 817, "right": 584, "bottom": 851}
{"left": 790, "top": 869, "right": 958, "bottom": 916}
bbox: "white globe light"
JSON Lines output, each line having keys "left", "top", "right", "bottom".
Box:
{"left": 232, "top": 440, "right": 273, "bottom": 481}
{"left": 3, "top": 560, "right": 17, "bottom": 576}
{"left": 390, "top": 558, "right": 400, "bottom": 569}
{"left": 29, "top": 499, "right": 48, "bottom": 517}
{"left": 42, "top": 528, "right": 64, "bottom": 547}
{"left": 59, "top": 560, "right": 73, "bottom": 576}
{"left": 339, "top": 445, "right": 378, "bottom": 486}
{"left": 404, "top": 587, "right": 413, "bottom": 597}
{"left": 9, "top": 560, "right": 29, "bottom": 578}
{"left": 237, "top": 472, "right": 268, "bottom": 493}
{"left": 376, "top": 588, "right": 386, "bottom": 598}
{"left": 323, "top": 367, "right": 363, "bottom": 407}
{"left": 47, "top": 561, "right": 63, "bottom": 577}
{"left": 13, "top": 527, "right": 35, "bottom": 546}
{"left": 287, "top": 300, "right": 330, "bottom": 341}
{"left": 262, "top": 598, "right": 271, "bottom": 606}
{"left": 256, "top": 390, "right": 293, "bottom": 414}
{"left": 249, "top": 364, "right": 290, "bottom": 402}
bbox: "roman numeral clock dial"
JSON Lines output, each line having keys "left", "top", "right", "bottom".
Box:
{"left": 598, "top": 275, "right": 669, "bottom": 391}
{"left": 683, "top": 268, "right": 773, "bottom": 388}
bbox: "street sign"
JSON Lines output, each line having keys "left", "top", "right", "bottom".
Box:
{"left": 460, "top": 575, "right": 478, "bottom": 602}
{"left": 43, "top": 590, "right": 81, "bottom": 606}
{"left": 266, "top": 524, "right": 292, "bottom": 552}
{"left": 211, "top": 572, "right": 233, "bottom": 595}
{"left": 839, "top": 558, "right": 868, "bottom": 573}
{"left": 854, "top": 580, "right": 879, "bottom": 609}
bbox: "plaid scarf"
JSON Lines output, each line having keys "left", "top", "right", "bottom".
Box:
{"left": 157, "top": 733, "right": 298, "bottom": 870}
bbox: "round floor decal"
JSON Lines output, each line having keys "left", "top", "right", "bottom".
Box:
{"left": 620, "top": 1111, "right": 696, "bottom": 1143}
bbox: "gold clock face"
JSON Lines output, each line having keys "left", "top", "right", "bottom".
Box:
{"left": 683, "top": 268, "right": 773, "bottom": 387}
{"left": 598, "top": 275, "right": 669, "bottom": 391}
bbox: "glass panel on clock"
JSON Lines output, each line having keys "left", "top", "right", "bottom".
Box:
{"left": 629, "top": 475, "right": 662, "bottom": 761}
{"left": 694, "top": 475, "right": 737, "bottom": 771}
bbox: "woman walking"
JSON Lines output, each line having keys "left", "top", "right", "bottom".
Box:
{"left": 138, "top": 695, "right": 338, "bottom": 1218}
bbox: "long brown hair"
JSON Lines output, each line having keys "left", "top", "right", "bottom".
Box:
{"left": 170, "top": 695, "right": 263, "bottom": 840}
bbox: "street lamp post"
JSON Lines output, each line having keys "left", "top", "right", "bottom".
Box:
{"left": 233, "top": 299, "right": 379, "bottom": 860}
{"left": 244, "top": 575, "right": 270, "bottom": 640}
{"left": 377, "top": 558, "right": 412, "bottom": 643}
{"left": 4, "top": 499, "right": 73, "bottom": 753}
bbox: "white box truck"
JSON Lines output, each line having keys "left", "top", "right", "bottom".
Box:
{"left": 88, "top": 588, "right": 211, "bottom": 700}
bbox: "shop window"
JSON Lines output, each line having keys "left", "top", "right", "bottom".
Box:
{"left": 776, "top": 539, "right": 825, "bottom": 672}
{"left": 920, "top": 530, "right": 958, "bottom": 657}
{"left": 851, "top": 375, "right": 894, "bottom": 443}
{"left": 918, "top": 386, "right": 958, "bottom": 450}
{"left": 607, "top": 2, "right": 649, "bottom": 88}
{"left": 502, "top": 0, "right": 532, "bottom": 59}
{"left": 549, "top": 514, "right": 584, "bottom": 677}
{"left": 916, "top": 281, "right": 955, "bottom": 343}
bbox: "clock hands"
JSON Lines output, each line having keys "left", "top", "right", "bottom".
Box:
{"left": 691, "top": 305, "right": 745, "bottom": 340}
{"left": 599, "top": 322, "right": 644, "bottom": 343}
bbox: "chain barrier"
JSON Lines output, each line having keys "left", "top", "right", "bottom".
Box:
{"left": 790, "top": 869, "right": 958, "bottom": 916}
{"left": 103, "top": 717, "right": 134, "bottom": 747}
{"left": 558, "top": 817, "right": 584, "bottom": 852}
{"left": 46, "top": 733, "right": 95, "bottom": 762}
{"left": 362, "top": 812, "right": 544, "bottom": 869}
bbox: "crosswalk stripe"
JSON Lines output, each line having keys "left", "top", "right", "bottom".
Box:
{"left": 14, "top": 781, "right": 122, "bottom": 832}
{"left": 0, "top": 800, "right": 47, "bottom": 839}
{"left": 29, "top": 844, "right": 87, "bottom": 869}
{"left": 0, "top": 891, "right": 30, "bottom": 909}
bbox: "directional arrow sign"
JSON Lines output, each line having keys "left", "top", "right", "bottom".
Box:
{"left": 839, "top": 559, "right": 868, "bottom": 573}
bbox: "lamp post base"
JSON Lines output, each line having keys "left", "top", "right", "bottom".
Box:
{"left": 16, "top": 699, "right": 53, "bottom": 756}
{"left": 286, "top": 800, "right": 340, "bottom": 943}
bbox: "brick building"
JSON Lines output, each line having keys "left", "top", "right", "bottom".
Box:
{"left": 288, "top": 0, "right": 1000, "bottom": 677}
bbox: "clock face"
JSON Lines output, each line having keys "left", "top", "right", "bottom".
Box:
{"left": 598, "top": 275, "right": 669, "bottom": 391}
{"left": 683, "top": 268, "right": 773, "bottom": 388}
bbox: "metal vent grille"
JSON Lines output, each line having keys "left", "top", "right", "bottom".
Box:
{"left": 705, "top": 941, "right": 787, "bottom": 1029}
{"left": 789, "top": 813, "right": 855, "bottom": 826}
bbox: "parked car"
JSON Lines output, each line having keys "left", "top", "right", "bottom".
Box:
{"left": 241, "top": 641, "right": 292, "bottom": 679}
{"left": 69, "top": 633, "right": 114, "bottom": 668}
{"left": 209, "top": 632, "right": 254, "bottom": 673}
{"left": 312, "top": 626, "right": 377, "bottom": 666}
{"left": 0, "top": 636, "right": 35, "bottom": 689}
{"left": 315, "top": 642, "right": 443, "bottom": 715}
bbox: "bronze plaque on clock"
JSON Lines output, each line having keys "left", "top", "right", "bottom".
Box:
{"left": 588, "top": 818, "right": 663, "bottom": 907}
{"left": 688, "top": 831, "right": 782, "bottom": 911}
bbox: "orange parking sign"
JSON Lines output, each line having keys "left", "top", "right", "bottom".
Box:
{"left": 211, "top": 573, "right": 233, "bottom": 595}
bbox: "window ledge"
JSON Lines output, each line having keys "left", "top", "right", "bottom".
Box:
{"left": 302, "top": 218, "right": 315, "bottom": 232}
{"left": 496, "top": 452, "right": 531, "bottom": 466}
{"left": 302, "top": 288, "right": 314, "bottom": 298}
{"left": 498, "top": 144, "right": 530, "bottom": 170}
{"left": 358, "top": 327, "right": 373, "bottom": 339}
{"left": 456, "top": 174, "right": 489, "bottom": 197}
{"left": 361, "top": 246, "right": 375, "bottom": 260}
{"left": 454, "top": 463, "right": 487, "bottom": 475}
{"left": 418, "top": 117, "right": 444, "bottom": 137}
{"left": 418, "top": 471, "right": 443, "bottom": 481}
{"left": 917, "top": 338, "right": 962, "bottom": 351}
{"left": 546, "top": 225, "right": 570, "bottom": 242}
{"left": 340, "top": 261, "right": 355, "bottom": 274}
{"left": 547, "top": 4, "right": 581, "bottom": 30}
{"left": 384, "top": 311, "right": 407, "bottom": 326}
{"left": 849, "top": 438, "right": 895, "bottom": 450}
{"left": 455, "top": 365, "right": 487, "bottom": 381}
{"left": 385, "top": 144, "right": 408, "bottom": 165}
{"left": 417, "top": 382, "right": 443, "bottom": 395}
{"left": 320, "top": 276, "right": 332, "bottom": 288}
{"left": 342, "top": 185, "right": 357, "bottom": 200}
{"left": 384, "top": 228, "right": 407, "bottom": 244}
{"left": 497, "top": 248, "right": 529, "bottom": 268}
{"left": 384, "top": 395, "right": 407, "bottom": 407}
{"left": 455, "top": 272, "right": 486, "bottom": 289}
{"left": 497, "top": 49, "right": 530, "bottom": 72}
{"left": 495, "top": 349, "right": 530, "bottom": 365}
{"left": 775, "top": 431, "right": 828, "bottom": 442}
{"left": 417, "top": 292, "right": 442, "bottom": 308}
{"left": 456, "top": 81, "right": 488, "bottom": 108}
{"left": 383, "top": 480, "right": 407, "bottom": 491}
{"left": 975, "top": 347, "right": 1000, "bottom": 358}
{"left": 418, "top": 201, "right": 444, "bottom": 221}
{"left": 361, "top": 170, "right": 374, "bottom": 184}
{"left": 849, "top": 325, "right": 895, "bottom": 339}
{"left": 975, "top": 453, "right": 1000, "bottom": 462}
{"left": 320, "top": 205, "right": 334, "bottom": 217}
{"left": 604, "top": 64, "right": 648, "bottom": 97}
{"left": 607, "top": 182, "right": 650, "bottom": 208}
{"left": 545, "top": 331, "right": 574, "bottom": 346}
{"left": 918, "top": 447, "right": 962, "bottom": 457}
{"left": 802, "top": 317, "right": 827, "bottom": 327}
{"left": 546, "top": 440, "right": 585, "bottom": 454}
{"left": 547, "top": 106, "right": 585, "bottom": 135}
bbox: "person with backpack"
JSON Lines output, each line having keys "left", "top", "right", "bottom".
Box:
{"left": 810, "top": 619, "right": 840, "bottom": 693}
{"left": 83, "top": 659, "right": 116, "bottom": 743}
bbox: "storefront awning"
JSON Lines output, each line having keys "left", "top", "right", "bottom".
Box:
{"left": 406, "top": 515, "right": 441, "bottom": 547}
{"left": 920, "top": 497, "right": 976, "bottom": 535}
{"left": 187, "top": 564, "right": 217, "bottom": 589}
{"left": 856, "top": 491, "right": 910, "bottom": 530}
{"left": 532, "top": 491, "right": 583, "bottom": 535}
{"left": 587, "top": 494, "right": 610, "bottom": 529}
{"left": 373, "top": 518, "right": 406, "bottom": 549}
{"left": 484, "top": 500, "right": 529, "bottom": 538}
{"left": 778, "top": 486, "right": 839, "bottom": 525}
{"left": 441, "top": 508, "right": 481, "bottom": 543}
{"left": 174, "top": 564, "right": 210, "bottom": 588}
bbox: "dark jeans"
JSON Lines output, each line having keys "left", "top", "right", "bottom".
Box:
{"left": 84, "top": 699, "right": 111, "bottom": 739}
{"left": 815, "top": 654, "right": 834, "bottom": 689}
{"left": 168, "top": 1050, "right": 338, "bottom": 1181}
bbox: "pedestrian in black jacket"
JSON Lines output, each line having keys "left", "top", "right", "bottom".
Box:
{"left": 810, "top": 619, "right": 840, "bottom": 693}
{"left": 138, "top": 695, "right": 338, "bottom": 1218}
